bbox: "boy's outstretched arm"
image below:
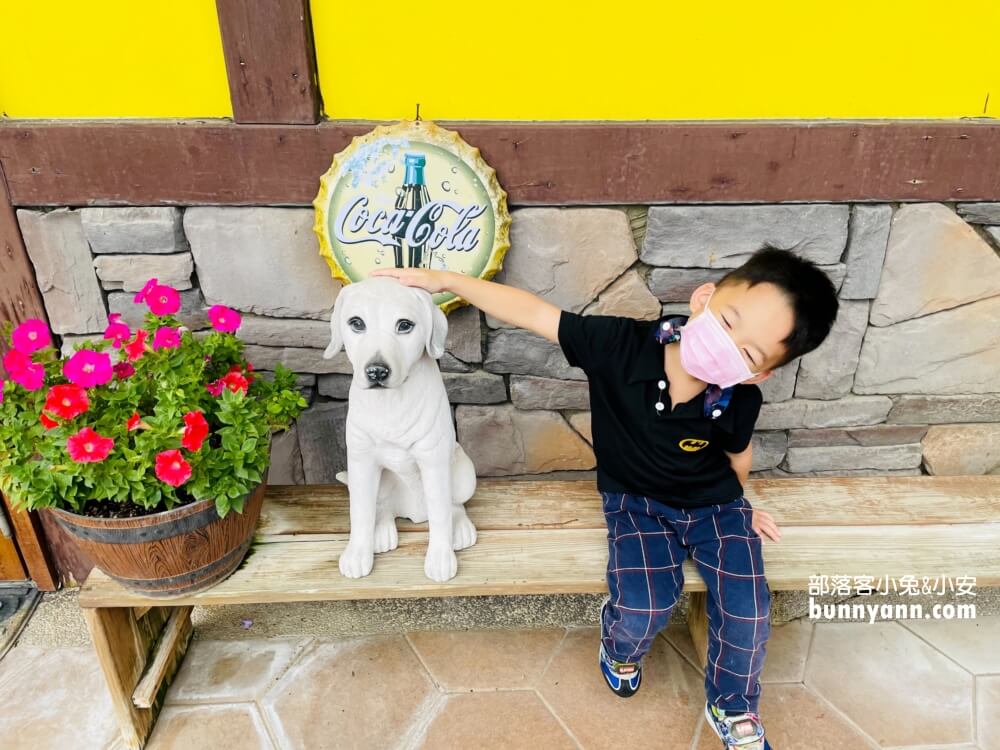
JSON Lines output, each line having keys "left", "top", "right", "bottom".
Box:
{"left": 370, "top": 269, "right": 562, "bottom": 343}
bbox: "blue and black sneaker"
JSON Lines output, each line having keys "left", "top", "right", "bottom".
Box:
{"left": 598, "top": 642, "right": 642, "bottom": 698}
{"left": 704, "top": 702, "right": 772, "bottom": 749}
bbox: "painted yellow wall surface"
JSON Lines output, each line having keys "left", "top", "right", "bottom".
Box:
{"left": 0, "top": 0, "right": 231, "bottom": 118}
{"left": 1, "top": 0, "right": 997, "bottom": 120}
{"left": 312, "top": 0, "right": 999, "bottom": 120}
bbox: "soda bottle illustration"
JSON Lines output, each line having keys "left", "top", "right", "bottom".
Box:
{"left": 392, "top": 153, "right": 434, "bottom": 268}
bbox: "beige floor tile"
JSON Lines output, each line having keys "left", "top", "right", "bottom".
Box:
{"left": 693, "top": 684, "right": 875, "bottom": 749}
{"left": 165, "top": 638, "right": 306, "bottom": 704}
{"left": 661, "top": 619, "right": 813, "bottom": 684}
{"left": 978, "top": 675, "right": 1000, "bottom": 750}
{"left": 407, "top": 628, "right": 566, "bottom": 691}
{"left": 419, "top": 691, "right": 575, "bottom": 749}
{"left": 0, "top": 646, "right": 119, "bottom": 750}
{"left": 262, "top": 636, "right": 437, "bottom": 750}
{"left": 806, "top": 622, "right": 974, "bottom": 747}
{"left": 146, "top": 705, "right": 274, "bottom": 750}
{"left": 903, "top": 615, "right": 1000, "bottom": 675}
{"left": 538, "top": 627, "right": 703, "bottom": 747}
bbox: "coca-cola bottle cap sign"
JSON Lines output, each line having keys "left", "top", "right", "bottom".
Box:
{"left": 314, "top": 120, "right": 511, "bottom": 313}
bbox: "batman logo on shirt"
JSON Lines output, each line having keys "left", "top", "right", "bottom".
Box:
{"left": 679, "top": 438, "right": 710, "bottom": 452}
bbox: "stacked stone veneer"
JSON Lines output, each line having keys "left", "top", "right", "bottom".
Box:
{"left": 14, "top": 202, "right": 1000, "bottom": 485}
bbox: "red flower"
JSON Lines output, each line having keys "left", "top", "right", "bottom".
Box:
{"left": 133, "top": 277, "right": 158, "bottom": 305}
{"left": 12, "top": 319, "right": 51, "bottom": 354}
{"left": 44, "top": 384, "right": 90, "bottom": 420}
{"left": 124, "top": 330, "right": 149, "bottom": 362}
{"left": 126, "top": 412, "right": 141, "bottom": 431}
{"left": 103, "top": 313, "right": 131, "bottom": 349}
{"left": 113, "top": 361, "right": 135, "bottom": 380}
{"left": 63, "top": 350, "right": 114, "bottom": 388}
{"left": 221, "top": 371, "right": 249, "bottom": 394}
{"left": 67, "top": 427, "right": 114, "bottom": 463}
{"left": 155, "top": 449, "right": 192, "bottom": 487}
{"left": 147, "top": 285, "right": 181, "bottom": 316}
{"left": 181, "top": 411, "right": 209, "bottom": 452}
{"left": 40, "top": 412, "right": 59, "bottom": 430}
{"left": 208, "top": 305, "right": 242, "bottom": 333}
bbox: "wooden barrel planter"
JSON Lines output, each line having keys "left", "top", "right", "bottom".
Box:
{"left": 46, "top": 481, "right": 266, "bottom": 597}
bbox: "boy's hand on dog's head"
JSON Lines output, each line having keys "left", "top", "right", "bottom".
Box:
{"left": 751, "top": 508, "right": 782, "bottom": 543}
{"left": 370, "top": 268, "right": 450, "bottom": 294}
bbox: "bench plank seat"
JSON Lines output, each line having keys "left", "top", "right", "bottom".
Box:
{"left": 80, "top": 477, "right": 1000, "bottom": 608}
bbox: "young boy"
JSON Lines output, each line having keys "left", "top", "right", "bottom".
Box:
{"left": 373, "top": 248, "right": 839, "bottom": 749}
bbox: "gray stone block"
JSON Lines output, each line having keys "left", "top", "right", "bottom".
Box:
{"left": 759, "top": 360, "right": 799, "bottom": 403}
{"left": 80, "top": 207, "right": 185, "bottom": 254}
{"left": 484, "top": 329, "right": 586, "bottom": 381}
{"left": 581, "top": 269, "right": 660, "bottom": 320}
{"left": 317, "top": 374, "right": 353, "bottom": 399}
{"left": 641, "top": 205, "right": 849, "bottom": 268}
{"left": 888, "top": 395, "right": 1000, "bottom": 425}
{"left": 445, "top": 305, "right": 482, "bottom": 363}
{"left": 922, "top": 424, "right": 1000, "bottom": 475}
{"left": 647, "top": 268, "right": 727, "bottom": 303}
{"left": 297, "top": 401, "right": 348, "bottom": 483}
{"left": 184, "top": 207, "right": 341, "bottom": 319}
{"left": 781, "top": 443, "right": 923, "bottom": 473}
{"left": 93, "top": 253, "right": 193, "bottom": 292}
{"left": 510, "top": 375, "right": 590, "bottom": 410}
{"left": 243, "top": 344, "right": 352, "bottom": 375}
{"left": 108, "top": 289, "right": 209, "bottom": 330}
{"left": 756, "top": 397, "right": 892, "bottom": 430}
{"left": 237, "top": 315, "right": 332, "bottom": 349}
{"left": 794, "top": 300, "right": 868, "bottom": 399}
{"left": 754, "top": 467, "right": 922, "bottom": 478}
{"left": 956, "top": 203, "right": 1000, "bottom": 224}
{"left": 442, "top": 371, "right": 507, "bottom": 404}
{"left": 856, "top": 296, "right": 1000, "bottom": 395}
{"left": 268, "top": 426, "right": 305, "bottom": 485}
{"left": 840, "top": 205, "right": 891, "bottom": 300}
{"left": 751, "top": 431, "right": 787, "bottom": 471}
{"left": 17, "top": 209, "right": 108, "bottom": 334}
{"left": 787, "top": 425, "right": 928, "bottom": 448}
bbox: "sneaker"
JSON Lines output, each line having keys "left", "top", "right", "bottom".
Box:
{"left": 598, "top": 642, "right": 642, "bottom": 698}
{"left": 704, "top": 702, "right": 771, "bottom": 749}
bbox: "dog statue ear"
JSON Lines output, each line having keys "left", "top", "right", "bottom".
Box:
{"left": 323, "top": 288, "right": 347, "bottom": 359}
{"left": 426, "top": 303, "right": 449, "bottom": 360}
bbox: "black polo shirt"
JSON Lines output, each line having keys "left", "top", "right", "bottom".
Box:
{"left": 558, "top": 310, "right": 763, "bottom": 509}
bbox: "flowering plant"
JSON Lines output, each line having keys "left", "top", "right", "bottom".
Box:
{"left": 0, "top": 278, "right": 306, "bottom": 518}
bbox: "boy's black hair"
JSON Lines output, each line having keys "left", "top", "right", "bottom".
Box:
{"left": 717, "top": 248, "right": 839, "bottom": 367}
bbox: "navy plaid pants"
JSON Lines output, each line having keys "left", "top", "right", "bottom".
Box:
{"left": 600, "top": 491, "right": 772, "bottom": 714}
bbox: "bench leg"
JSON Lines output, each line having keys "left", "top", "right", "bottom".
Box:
{"left": 687, "top": 591, "right": 709, "bottom": 669}
{"left": 82, "top": 605, "right": 193, "bottom": 750}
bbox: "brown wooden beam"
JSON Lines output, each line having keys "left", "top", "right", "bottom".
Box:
{"left": 0, "top": 162, "right": 59, "bottom": 590}
{"left": 1, "top": 120, "right": 999, "bottom": 206}
{"left": 215, "top": 0, "right": 321, "bottom": 124}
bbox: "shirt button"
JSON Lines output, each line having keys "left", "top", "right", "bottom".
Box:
{"left": 655, "top": 402, "right": 665, "bottom": 412}
{"left": 712, "top": 408, "right": 722, "bottom": 418}
{"left": 661, "top": 322, "right": 670, "bottom": 330}
{"left": 657, "top": 380, "right": 666, "bottom": 390}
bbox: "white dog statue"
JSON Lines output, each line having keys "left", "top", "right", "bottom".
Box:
{"left": 323, "top": 277, "right": 478, "bottom": 582}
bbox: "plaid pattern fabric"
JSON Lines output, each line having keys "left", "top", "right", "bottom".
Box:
{"left": 600, "top": 491, "right": 772, "bottom": 714}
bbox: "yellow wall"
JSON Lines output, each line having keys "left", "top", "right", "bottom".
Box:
{"left": 1, "top": 0, "right": 997, "bottom": 120}
{"left": 0, "top": 0, "right": 231, "bottom": 118}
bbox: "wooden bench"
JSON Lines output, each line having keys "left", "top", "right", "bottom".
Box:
{"left": 78, "top": 475, "right": 1000, "bottom": 749}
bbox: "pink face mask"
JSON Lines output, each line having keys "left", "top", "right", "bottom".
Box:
{"left": 679, "top": 294, "right": 755, "bottom": 388}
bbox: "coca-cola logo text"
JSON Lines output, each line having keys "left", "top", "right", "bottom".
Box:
{"left": 334, "top": 196, "right": 486, "bottom": 252}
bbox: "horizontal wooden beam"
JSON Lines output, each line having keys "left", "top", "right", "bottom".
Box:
{"left": 1, "top": 120, "right": 999, "bottom": 206}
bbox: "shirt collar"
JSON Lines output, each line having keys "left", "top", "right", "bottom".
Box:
{"left": 627, "top": 314, "right": 689, "bottom": 385}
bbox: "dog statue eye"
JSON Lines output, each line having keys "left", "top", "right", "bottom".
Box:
{"left": 348, "top": 317, "right": 366, "bottom": 333}
{"left": 396, "top": 319, "right": 415, "bottom": 334}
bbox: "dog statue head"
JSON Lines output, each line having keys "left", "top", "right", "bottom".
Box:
{"left": 323, "top": 277, "right": 449, "bottom": 390}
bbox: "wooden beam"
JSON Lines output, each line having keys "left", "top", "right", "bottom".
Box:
{"left": 0, "top": 162, "right": 59, "bottom": 590}
{"left": 1, "top": 120, "right": 998, "bottom": 206}
{"left": 215, "top": 0, "right": 321, "bottom": 124}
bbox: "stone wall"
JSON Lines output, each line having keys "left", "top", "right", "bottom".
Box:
{"left": 15, "top": 202, "right": 1000, "bottom": 484}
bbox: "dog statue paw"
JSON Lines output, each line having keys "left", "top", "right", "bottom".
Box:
{"left": 339, "top": 541, "right": 375, "bottom": 579}
{"left": 325, "top": 278, "right": 479, "bottom": 582}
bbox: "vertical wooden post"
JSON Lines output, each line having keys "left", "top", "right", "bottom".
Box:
{"left": 687, "top": 590, "right": 710, "bottom": 669}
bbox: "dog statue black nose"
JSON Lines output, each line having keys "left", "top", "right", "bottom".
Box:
{"left": 365, "top": 362, "right": 391, "bottom": 384}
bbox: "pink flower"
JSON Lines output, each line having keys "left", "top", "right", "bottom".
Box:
{"left": 113, "top": 361, "right": 136, "bottom": 380}
{"left": 205, "top": 379, "right": 224, "bottom": 396}
{"left": 124, "top": 330, "right": 148, "bottom": 362}
{"left": 67, "top": 427, "right": 114, "bottom": 463}
{"left": 40, "top": 412, "right": 59, "bottom": 430}
{"left": 181, "top": 411, "right": 209, "bottom": 452}
{"left": 44, "top": 384, "right": 90, "bottom": 420}
{"left": 126, "top": 412, "right": 141, "bottom": 431}
{"left": 0, "top": 378, "right": 4, "bottom": 404}
{"left": 103, "top": 314, "right": 131, "bottom": 349}
{"left": 147, "top": 285, "right": 180, "bottom": 316}
{"left": 63, "top": 350, "right": 114, "bottom": 388}
{"left": 3, "top": 350, "right": 45, "bottom": 391}
{"left": 208, "top": 305, "right": 242, "bottom": 333}
{"left": 133, "top": 278, "right": 158, "bottom": 304}
{"left": 153, "top": 326, "right": 181, "bottom": 350}
{"left": 12, "top": 319, "right": 51, "bottom": 354}
{"left": 3, "top": 348, "right": 31, "bottom": 374}
{"left": 155, "top": 449, "right": 192, "bottom": 487}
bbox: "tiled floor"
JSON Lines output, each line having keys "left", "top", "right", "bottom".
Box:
{"left": 0, "top": 616, "right": 996, "bottom": 749}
